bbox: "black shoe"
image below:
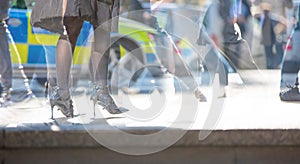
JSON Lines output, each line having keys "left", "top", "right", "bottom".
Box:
{"left": 279, "top": 78, "right": 300, "bottom": 101}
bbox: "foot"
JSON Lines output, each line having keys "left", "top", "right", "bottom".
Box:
{"left": 279, "top": 78, "right": 300, "bottom": 101}
{"left": 50, "top": 87, "right": 74, "bottom": 118}
{"left": 91, "top": 84, "right": 128, "bottom": 114}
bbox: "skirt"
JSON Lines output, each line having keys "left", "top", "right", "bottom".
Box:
{"left": 31, "top": 0, "right": 66, "bottom": 33}
{"left": 31, "top": 0, "right": 117, "bottom": 34}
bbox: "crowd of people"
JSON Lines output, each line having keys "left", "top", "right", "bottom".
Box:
{"left": 199, "top": 0, "right": 300, "bottom": 101}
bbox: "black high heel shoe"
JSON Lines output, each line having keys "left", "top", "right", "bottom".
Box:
{"left": 90, "top": 84, "right": 127, "bottom": 116}
{"left": 49, "top": 87, "right": 74, "bottom": 119}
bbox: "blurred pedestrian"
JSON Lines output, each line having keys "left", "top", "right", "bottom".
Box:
{"left": 260, "top": 1, "right": 291, "bottom": 69}
{"left": 279, "top": 4, "right": 300, "bottom": 101}
{"left": 258, "top": 0, "right": 294, "bottom": 32}
{"left": 198, "top": 0, "right": 255, "bottom": 69}
{"left": 0, "top": 0, "right": 13, "bottom": 107}
{"left": 150, "top": 0, "right": 207, "bottom": 101}
{"left": 258, "top": 1, "right": 293, "bottom": 69}
{"left": 31, "top": 0, "right": 126, "bottom": 118}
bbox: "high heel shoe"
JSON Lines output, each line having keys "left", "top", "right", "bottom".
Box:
{"left": 90, "top": 84, "right": 126, "bottom": 116}
{"left": 49, "top": 87, "right": 74, "bottom": 119}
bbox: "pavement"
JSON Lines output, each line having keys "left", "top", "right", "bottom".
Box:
{"left": 0, "top": 69, "right": 299, "bottom": 130}
{"left": 2, "top": 69, "right": 300, "bottom": 163}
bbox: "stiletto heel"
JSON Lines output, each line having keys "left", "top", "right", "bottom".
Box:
{"left": 90, "top": 84, "right": 127, "bottom": 115}
{"left": 51, "top": 105, "right": 54, "bottom": 119}
{"left": 49, "top": 87, "right": 74, "bottom": 118}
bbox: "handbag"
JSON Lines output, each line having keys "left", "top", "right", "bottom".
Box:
{"left": 31, "top": 0, "right": 64, "bottom": 34}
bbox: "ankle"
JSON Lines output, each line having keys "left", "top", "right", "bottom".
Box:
{"left": 94, "top": 84, "right": 109, "bottom": 94}
{"left": 51, "top": 86, "right": 71, "bottom": 100}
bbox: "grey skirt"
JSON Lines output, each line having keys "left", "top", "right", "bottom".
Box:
{"left": 31, "top": 0, "right": 118, "bottom": 34}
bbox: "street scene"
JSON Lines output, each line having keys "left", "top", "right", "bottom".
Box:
{"left": 1, "top": 0, "right": 300, "bottom": 163}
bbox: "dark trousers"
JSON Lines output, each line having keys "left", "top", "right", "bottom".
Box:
{"left": 264, "top": 43, "right": 283, "bottom": 69}
{"left": 0, "top": 21, "right": 12, "bottom": 90}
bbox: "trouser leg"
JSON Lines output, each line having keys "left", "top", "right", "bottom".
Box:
{"left": 0, "top": 21, "right": 12, "bottom": 91}
{"left": 264, "top": 45, "right": 274, "bottom": 69}
{"left": 222, "top": 43, "right": 240, "bottom": 68}
{"left": 275, "top": 43, "right": 283, "bottom": 67}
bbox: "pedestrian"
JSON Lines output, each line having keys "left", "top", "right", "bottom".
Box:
{"left": 198, "top": 0, "right": 255, "bottom": 69}
{"left": 150, "top": 0, "right": 207, "bottom": 101}
{"left": 31, "top": 0, "right": 126, "bottom": 118}
{"left": 258, "top": 1, "right": 293, "bottom": 69}
{"left": 0, "top": 0, "right": 13, "bottom": 107}
{"left": 279, "top": 4, "right": 300, "bottom": 101}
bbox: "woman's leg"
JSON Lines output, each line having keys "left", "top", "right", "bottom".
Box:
{"left": 55, "top": 17, "right": 83, "bottom": 91}
{"left": 49, "top": 17, "right": 83, "bottom": 118}
{"left": 89, "top": 2, "right": 127, "bottom": 114}
{"left": 92, "top": 2, "right": 112, "bottom": 86}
